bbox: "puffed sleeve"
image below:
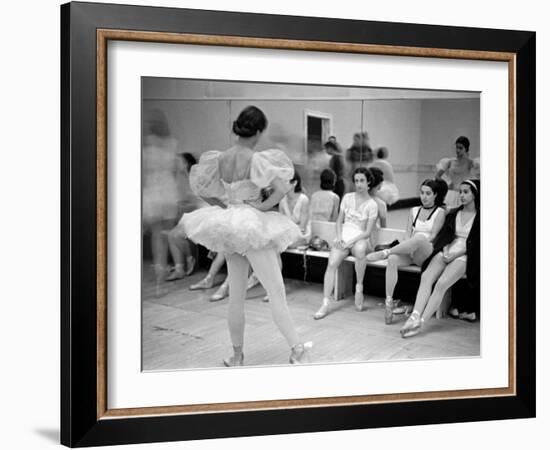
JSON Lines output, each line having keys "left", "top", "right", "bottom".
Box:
{"left": 436, "top": 157, "right": 452, "bottom": 173}
{"left": 250, "top": 149, "right": 294, "bottom": 188}
{"left": 189, "top": 150, "right": 225, "bottom": 198}
{"left": 366, "top": 199, "right": 379, "bottom": 219}
{"left": 340, "top": 193, "right": 351, "bottom": 213}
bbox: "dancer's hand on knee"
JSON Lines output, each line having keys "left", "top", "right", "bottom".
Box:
{"left": 443, "top": 251, "right": 457, "bottom": 263}
{"left": 333, "top": 238, "right": 345, "bottom": 250}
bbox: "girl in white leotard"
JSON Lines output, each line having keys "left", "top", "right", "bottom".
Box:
{"left": 313, "top": 167, "right": 380, "bottom": 320}
{"left": 367, "top": 179, "right": 448, "bottom": 324}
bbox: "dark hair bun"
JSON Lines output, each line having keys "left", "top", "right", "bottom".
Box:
{"left": 233, "top": 106, "right": 268, "bottom": 137}
{"left": 232, "top": 121, "right": 255, "bottom": 138}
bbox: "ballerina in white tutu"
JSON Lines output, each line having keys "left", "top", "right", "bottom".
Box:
{"left": 182, "top": 106, "right": 310, "bottom": 366}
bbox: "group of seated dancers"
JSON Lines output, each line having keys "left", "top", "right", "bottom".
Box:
{"left": 144, "top": 105, "right": 480, "bottom": 365}
{"left": 167, "top": 152, "right": 480, "bottom": 341}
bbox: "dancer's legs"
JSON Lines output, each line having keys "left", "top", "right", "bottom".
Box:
{"left": 351, "top": 239, "right": 370, "bottom": 287}
{"left": 225, "top": 253, "right": 250, "bottom": 348}
{"left": 323, "top": 247, "right": 349, "bottom": 298}
{"left": 151, "top": 221, "right": 169, "bottom": 269}
{"left": 390, "top": 233, "right": 429, "bottom": 256}
{"left": 421, "top": 259, "right": 466, "bottom": 322}
{"left": 313, "top": 247, "right": 349, "bottom": 319}
{"left": 247, "top": 248, "right": 299, "bottom": 348}
{"left": 386, "top": 254, "right": 412, "bottom": 298}
{"left": 167, "top": 226, "right": 187, "bottom": 266}
{"left": 190, "top": 252, "right": 227, "bottom": 290}
{"left": 208, "top": 252, "right": 226, "bottom": 278}
{"left": 166, "top": 225, "right": 196, "bottom": 279}
{"left": 351, "top": 240, "right": 370, "bottom": 310}
{"left": 411, "top": 253, "right": 446, "bottom": 316}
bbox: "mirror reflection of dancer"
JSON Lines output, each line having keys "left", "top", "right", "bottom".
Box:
{"left": 400, "top": 179, "right": 480, "bottom": 338}
{"left": 310, "top": 169, "right": 340, "bottom": 222}
{"left": 435, "top": 136, "right": 476, "bottom": 207}
{"left": 367, "top": 179, "right": 448, "bottom": 324}
{"left": 142, "top": 109, "right": 180, "bottom": 295}
{"left": 370, "top": 147, "right": 400, "bottom": 206}
{"left": 279, "top": 171, "right": 312, "bottom": 247}
{"left": 313, "top": 167, "right": 379, "bottom": 320}
{"left": 181, "top": 106, "right": 311, "bottom": 366}
{"left": 165, "top": 152, "right": 204, "bottom": 281}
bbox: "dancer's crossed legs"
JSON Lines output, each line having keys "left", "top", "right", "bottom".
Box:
{"left": 421, "top": 259, "right": 466, "bottom": 322}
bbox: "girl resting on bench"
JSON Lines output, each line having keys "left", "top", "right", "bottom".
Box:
{"left": 399, "top": 179, "right": 480, "bottom": 338}
{"left": 314, "top": 167, "right": 380, "bottom": 319}
{"left": 367, "top": 179, "right": 448, "bottom": 324}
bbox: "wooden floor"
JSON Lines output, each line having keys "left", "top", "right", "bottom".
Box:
{"left": 142, "top": 265, "right": 480, "bottom": 371}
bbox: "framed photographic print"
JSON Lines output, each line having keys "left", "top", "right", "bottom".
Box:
{"left": 61, "top": 1, "right": 535, "bottom": 447}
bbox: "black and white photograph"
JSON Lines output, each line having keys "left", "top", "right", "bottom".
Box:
{"left": 141, "top": 78, "right": 481, "bottom": 371}
{"left": 0, "top": 0, "right": 539, "bottom": 448}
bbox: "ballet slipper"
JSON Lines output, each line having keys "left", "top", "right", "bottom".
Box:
{"left": 393, "top": 305, "right": 410, "bottom": 315}
{"left": 313, "top": 298, "right": 331, "bottom": 320}
{"left": 210, "top": 281, "right": 229, "bottom": 302}
{"left": 190, "top": 275, "right": 214, "bottom": 290}
{"left": 459, "top": 312, "right": 477, "bottom": 322}
{"left": 366, "top": 249, "right": 390, "bottom": 262}
{"left": 223, "top": 352, "right": 244, "bottom": 367}
{"left": 400, "top": 313, "right": 423, "bottom": 338}
{"left": 165, "top": 265, "right": 185, "bottom": 281}
{"left": 289, "top": 342, "right": 313, "bottom": 364}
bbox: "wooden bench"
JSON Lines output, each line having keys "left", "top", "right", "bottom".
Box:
{"left": 284, "top": 220, "right": 453, "bottom": 318}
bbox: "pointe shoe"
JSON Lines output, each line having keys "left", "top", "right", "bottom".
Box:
{"left": 165, "top": 269, "right": 185, "bottom": 281}
{"left": 384, "top": 298, "right": 394, "bottom": 324}
{"left": 366, "top": 249, "right": 390, "bottom": 262}
{"left": 449, "top": 308, "right": 460, "bottom": 318}
{"left": 391, "top": 299, "right": 409, "bottom": 315}
{"left": 355, "top": 288, "right": 365, "bottom": 312}
{"left": 459, "top": 312, "right": 477, "bottom": 322}
{"left": 400, "top": 313, "right": 423, "bottom": 338}
{"left": 190, "top": 276, "right": 214, "bottom": 290}
{"left": 393, "top": 305, "right": 410, "bottom": 315}
{"left": 289, "top": 342, "right": 313, "bottom": 364}
{"left": 262, "top": 295, "right": 269, "bottom": 302}
{"left": 210, "top": 281, "right": 229, "bottom": 302}
{"left": 313, "top": 298, "right": 331, "bottom": 320}
{"left": 223, "top": 353, "right": 244, "bottom": 367}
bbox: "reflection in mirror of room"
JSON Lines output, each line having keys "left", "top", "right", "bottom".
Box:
{"left": 142, "top": 78, "right": 479, "bottom": 202}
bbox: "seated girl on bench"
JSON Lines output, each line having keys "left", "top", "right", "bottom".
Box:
{"left": 400, "top": 179, "right": 480, "bottom": 338}
{"left": 367, "top": 179, "right": 448, "bottom": 324}
{"left": 313, "top": 167, "right": 381, "bottom": 319}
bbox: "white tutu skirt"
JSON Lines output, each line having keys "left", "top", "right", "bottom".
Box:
{"left": 377, "top": 181, "right": 400, "bottom": 206}
{"left": 181, "top": 204, "right": 302, "bottom": 255}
